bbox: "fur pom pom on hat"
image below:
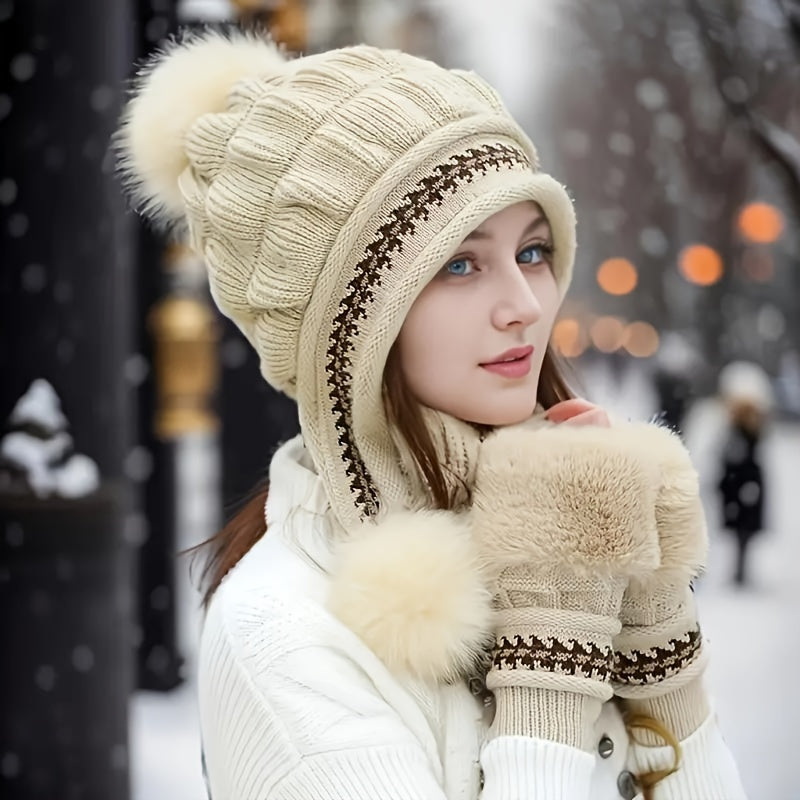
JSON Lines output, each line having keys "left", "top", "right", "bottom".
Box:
{"left": 116, "top": 31, "right": 578, "bottom": 530}
{"left": 117, "top": 32, "right": 287, "bottom": 224}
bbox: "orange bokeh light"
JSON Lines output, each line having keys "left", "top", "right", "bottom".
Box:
{"left": 737, "top": 202, "right": 784, "bottom": 244}
{"left": 679, "top": 244, "right": 723, "bottom": 286}
{"left": 623, "top": 321, "right": 660, "bottom": 358}
{"left": 552, "top": 318, "right": 587, "bottom": 358}
{"left": 590, "top": 316, "right": 625, "bottom": 353}
{"left": 596, "top": 258, "right": 638, "bottom": 295}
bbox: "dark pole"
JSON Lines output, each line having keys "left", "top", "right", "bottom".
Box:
{"left": 0, "top": 1, "right": 137, "bottom": 798}
{"left": 129, "top": 1, "right": 189, "bottom": 694}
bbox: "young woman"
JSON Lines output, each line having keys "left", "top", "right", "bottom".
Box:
{"left": 118, "top": 31, "right": 747, "bottom": 800}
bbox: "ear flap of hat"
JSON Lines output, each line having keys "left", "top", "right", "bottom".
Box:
{"left": 115, "top": 29, "right": 286, "bottom": 226}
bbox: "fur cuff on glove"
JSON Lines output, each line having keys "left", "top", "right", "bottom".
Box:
{"left": 626, "top": 422, "right": 709, "bottom": 582}
{"left": 328, "top": 510, "right": 493, "bottom": 683}
{"left": 474, "top": 423, "right": 661, "bottom": 579}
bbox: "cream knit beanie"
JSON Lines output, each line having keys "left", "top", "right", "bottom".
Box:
{"left": 117, "top": 31, "right": 578, "bottom": 531}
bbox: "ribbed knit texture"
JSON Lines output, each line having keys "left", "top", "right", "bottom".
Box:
{"left": 195, "top": 437, "right": 748, "bottom": 800}
{"left": 276, "top": 748, "right": 446, "bottom": 800}
{"left": 490, "top": 687, "right": 602, "bottom": 750}
{"left": 481, "top": 736, "right": 594, "bottom": 799}
{"left": 624, "top": 675, "right": 711, "bottom": 745}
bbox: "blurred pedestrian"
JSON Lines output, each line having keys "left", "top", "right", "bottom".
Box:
{"left": 652, "top": 332, "right": 700, "bottom": 437}
{"left": 716, "top": 361, "right": 772, "bottom": 587}
{"left": 117, "top": 32, "right": 746, "bottom": 800}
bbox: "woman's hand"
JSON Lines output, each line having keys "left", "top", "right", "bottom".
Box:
{"left": 472, "top": 419, "right": 661, "bottom": 750}
{"left": 611, "top": 423, "right": 711, "bottom": 744}
{"left": 545, "top": 398, "right": 610, "bottom": 428}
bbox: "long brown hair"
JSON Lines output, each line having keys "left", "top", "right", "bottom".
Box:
{"left": 194, "top": 344, "right": 575, "bottom": 606}
{"left": 383, "top": 343, "right": 574, "bottom": 509}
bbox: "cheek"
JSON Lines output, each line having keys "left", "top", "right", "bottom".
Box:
{"left": 532, "top": 272, "right": 561, "bottom": 329}
{"left": 397, "top": 292, "right": 473, "bottom": 398}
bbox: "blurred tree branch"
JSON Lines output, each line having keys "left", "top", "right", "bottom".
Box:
{"left": 537, "top": 0, "right": 797, "bottom": 370}
{"left": 687, "top": 0, "right": 800, "bottom": 213}
{"left": 779, "top": 0, "right": 800, "bottom": 43}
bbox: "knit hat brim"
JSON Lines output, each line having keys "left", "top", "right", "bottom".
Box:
{"left": 296, "top": 135, "right": 575, "bottom": 530}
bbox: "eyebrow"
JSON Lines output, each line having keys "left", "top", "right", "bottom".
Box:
{"left": 463, "top": 215, "right": 550, "bottom": 243}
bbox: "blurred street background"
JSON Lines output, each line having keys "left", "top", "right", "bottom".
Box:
{"left": 1, "top": 0, "right": 799, "bottom": 798}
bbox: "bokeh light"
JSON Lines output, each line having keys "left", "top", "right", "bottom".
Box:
{"left": 623, "top": 321, "right": 660, "bottom": 357}
{"left": 596, "top": 257, "right": 638, "bottom": 295}
{"left": 678, "top": 244, "right": 723, "bottom": 286}
{"left": 589, "top": 316, "right": 625, "bottom": 353}
{"left": 552, "top": 318, "right": 587, "bottom": 358}
{"left": 737, "top": 202, "right": 784, "bottom": 243}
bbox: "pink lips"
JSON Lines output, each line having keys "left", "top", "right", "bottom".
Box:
{"left": 480, "top": 345, "right": 534, "bottom": 378}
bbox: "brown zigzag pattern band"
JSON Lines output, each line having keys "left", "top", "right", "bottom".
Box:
{"left": 325, "top": 143, "right": 530, "bottom": 517}
{"left": 491, "top": 633, "right": 614, "bottom": 682}
{"left": 612, "top": 626, "right": 703, "bottom": 686}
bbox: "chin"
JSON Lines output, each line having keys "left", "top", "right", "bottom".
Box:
{"left": 460, "top": 398, "right": 538, "bottom": 427}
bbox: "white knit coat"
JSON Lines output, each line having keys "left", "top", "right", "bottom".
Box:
{"left": 198, "top": 436, "right": 747, "bottom": 800}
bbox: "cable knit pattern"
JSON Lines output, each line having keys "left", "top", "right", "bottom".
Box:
{"left": 117, "top": 32, "right": 578, "bottom": 531}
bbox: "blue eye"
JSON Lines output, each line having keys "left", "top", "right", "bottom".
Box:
{"left": 444, "top": 257, "right": 474, "bottom": 276}
{"left": 518, "top": 243, "right": 554, "bottom": 265}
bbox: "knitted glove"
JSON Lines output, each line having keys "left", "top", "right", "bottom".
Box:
{"left": 472, "top": 423, "right": 661, "bottom": 751}
{"left": 612, "top": 424, "right": 710, "bottom": 744}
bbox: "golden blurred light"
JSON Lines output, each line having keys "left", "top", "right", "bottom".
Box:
{"left": 552, "top": 318, "right": 587, "bottom": 358}
{"left": 740, "top": 247, "right": 774, "bottom": 282}
{"left": 678, "top": 244, "right": 723, "bottom": 286}
{"left": 737, "top": 202, "right": 784, "bottom": 244}
{"left": 590, "top": 316, "right": 625, "bottom": 353}
{"left": 231, "top": 0, "right": 307, "bottom": 51}
{"left": 623, "top": 321, "right": 660, "bottom": 358}
{"left": 596, "top": 258, "right": 638, "bottom": 295}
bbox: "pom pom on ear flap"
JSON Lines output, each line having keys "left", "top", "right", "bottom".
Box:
{"left": 114, "top": 29, "right": 286, "bottom": 226}
{"left": 329, "top": 510, "right": 494, "bottom": 684}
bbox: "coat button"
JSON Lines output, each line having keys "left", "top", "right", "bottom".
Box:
{"left": 598, "top": 734, "right": 614, "bottom": 759}
{"left": 617, "top": 770, "right": 639, "bottom": 799}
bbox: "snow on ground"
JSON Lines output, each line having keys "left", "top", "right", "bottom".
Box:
{"left": 131, "top": 364, "right": 800, "bottom": 799}
{"left": 691, "top": 417, "right": 800, "bottom": 800}
{"left": 130, "top": 683, "right": 206, "bottom": 800}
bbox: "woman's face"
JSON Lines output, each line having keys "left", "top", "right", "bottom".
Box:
{"left": 396, "top": 201, "right": 561, "bottom": 426}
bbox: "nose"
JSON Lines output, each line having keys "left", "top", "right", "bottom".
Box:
{"left": 490, "top": 263, "right": 543, "bottom": 330}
